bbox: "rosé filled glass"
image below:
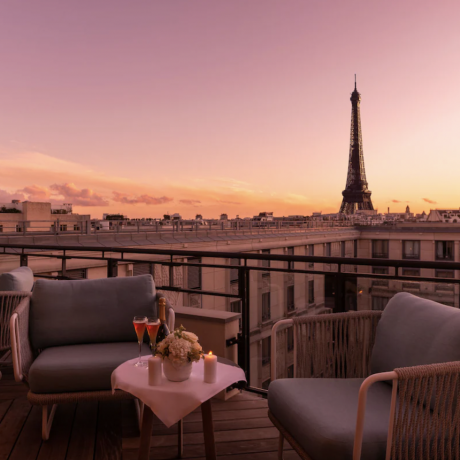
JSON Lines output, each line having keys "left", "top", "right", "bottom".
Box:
{"left": 146, "top": 318, "right": 160, "bottom": 355}
{"left": 133, "top": 316, "right": 147, "bottom": 367}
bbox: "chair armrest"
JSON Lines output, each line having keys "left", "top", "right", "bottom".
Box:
{"left": 353, "top": 361, "right": 460, "bottom": 460}
{"left": 10, "top": 295, "right": 34, "bottom": 383}
{"left": 272, "top": 311, "right": 382, "bottom": 381}
{"left": 1, "top": 291, "right": 31, "bottom": 352}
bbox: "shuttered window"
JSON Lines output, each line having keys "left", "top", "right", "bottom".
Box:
{"left": 188, "top": 258, "right": 201, "bottom": 290}
{"left": 58, "top": 268, "right": 87, "bottom": 279}
{"left": 230, "top": 258, "right": 239, "bottom": 284}
{"left": 133, "top": 263, "right": 153, "bottom": 277}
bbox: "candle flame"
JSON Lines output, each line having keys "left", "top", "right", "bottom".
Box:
{"left": 209, "top": 351, "right": 213, "bottom": 355}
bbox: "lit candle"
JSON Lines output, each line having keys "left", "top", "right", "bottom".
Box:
{"left": 148, "top": 356, "right": 162, "bottom": 386}
{"left": 204, "top": 351, "right": 217, "bottom": 383}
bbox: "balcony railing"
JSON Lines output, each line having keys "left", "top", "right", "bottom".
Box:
{"left": 1, "top": 242, "right": 460, "bottom": 396}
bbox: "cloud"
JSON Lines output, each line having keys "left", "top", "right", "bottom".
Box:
{"left": 179, "top": 199, "right": 201, "bottom": 206}
{"left": 19, "top": 185, "right": 50, "bottom": 200}
{"left": 391, "top": 199, "right": 401, "bottom": 203}
{"left": 112, "top": 192, "right": 173, "bottom": 205}
{"left": 217, "top": 200, "right": 242, "bottom": 205}
{"left": 0, "top": 189, "right": 25, "bottom": 202}
{"left": 50, "top": 183, "right": 109, "bottom": 206}
{"left": 422, "top": 198, "right": 437, "bottom": 204}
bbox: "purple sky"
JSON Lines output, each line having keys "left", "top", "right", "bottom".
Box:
{"left": 1, "top": 1, "right": 459, "bottom": 218}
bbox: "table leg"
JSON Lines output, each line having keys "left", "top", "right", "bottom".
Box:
{"left": 178, "top": 419, "right": 184, "bottom": 458}
{"left": 201, "top": 399, "right": 216, "bottom": 460}
{"left": 138, "top": 405, "right": 154, "bottom": 460}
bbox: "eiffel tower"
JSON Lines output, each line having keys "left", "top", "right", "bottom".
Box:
{"left": 339, "top": 77, "right": 374, "bottom": 214}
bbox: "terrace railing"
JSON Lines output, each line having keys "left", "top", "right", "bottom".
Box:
{"left": 1, "top": 242, "right": 459, "bottom": 395}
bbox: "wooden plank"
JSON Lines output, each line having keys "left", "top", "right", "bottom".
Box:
{"left": 0, "top": 400, "right": 12, "bottom": 424}
{"left": 9, "top": 405, "right": 43, "bottom": 460}
{"left": 36, "top": 403, "right": 76, "bottom": 460}
{"left": 94, "top": 401, "right": 122, "bottom": 460}
{"left": 0, "top": 397, "right": 32, "bottom": 460}
{"left": 0, "top": 385, "right": 29, "bottom": 400}
{"left": 124, "top": 426, "right": 280, "bottom": 450}
{"left": 66, "top": 402, "right": 98, "bottom": 460}
{"left": 183, "top": 408, "right": 268, "bottom": 423}
{"left": 208, "top": 399, "right": 268, "bottom": 412}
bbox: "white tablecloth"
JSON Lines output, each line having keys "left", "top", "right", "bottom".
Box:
{"left": 111, "top": 356, "right": 246, "bottom": 427}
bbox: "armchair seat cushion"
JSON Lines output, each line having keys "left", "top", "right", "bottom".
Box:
{"left": 268, "top": 378, "right": 393, "bottom": 460}
{"left": 28, "top": 342, "right": 151, "bottom": 394}
{"left": 0, "top": 266, "right": 34, "bottom": 291}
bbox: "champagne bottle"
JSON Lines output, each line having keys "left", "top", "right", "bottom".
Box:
{"left": 156, "top": 297, "right": 170, "bottom": 345}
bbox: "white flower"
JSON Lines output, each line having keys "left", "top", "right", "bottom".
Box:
{"left": 192, "top": 342, "right": 202, "bottom": 351}
{"left": 182, "top": 331, "right": 199, "bottom": 343}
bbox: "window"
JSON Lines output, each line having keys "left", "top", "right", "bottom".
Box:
{"left": 325, "top": 242, "right": 331, "bottom": 257}
{"left": 262, "top": 337, "right": 271, "bottom": 366}
{"left": 287, "top": 247, "right": 294, "bottom": 270}
{"left": 308, "top": 280, "right": 315, "bottom": 304}
{"left": 372, "top": 296, "right": 389, "bottom": 311}
{"left": 403, "top": 282, "right": 420, "bottom": 291}
{"left": 0, "top": 225, "right": 3, "bottom": 233}
{"left": 341, "top": 241, "right": 346, "bottom": 258}
{"left": 372, "top": 267, "right": 389, "bottom": 288}
{"left": 307, "top": 245, "right": 314, "bottom": 268}
{"left": 287, "top": 285, "right": 295, "bottom": 312}
{"left": 73, "top": 224, "right": 80, "bottom": 231}
{"left": 230, "top": 300, "right": 242, "bottom": 331}
{"left": 436, "top": 241, "right": 454, "bottom": 261}
{"left": 133, "top": 262, "right": 153, "bottom": 277}
{"left": 372, "top": 240, "right": 389, "bottom": 258}
{"left": 262, "top": 379, "right": 271, "bottom": 390}
{"left": 230, "top": 258, "right": 239, "bottom": 284}
{"left": 402, "top": 268, "right": 420, "bottom": 277}
{"left": 287, "top": 365, "right": 294, "bottom": 379}
{"left": 402, "top": 241, "right": 420, "bottom": 259}
{"left": 188, "top": 257, "right": 201, "bottom": 290}
{"left": 16, "top": 225, "right": 22, "bottom": 233}
{"left": 58, "top": 268, "right": 87, "bottom": 280}
{"left": 262, "top": 292, "right": 271, "bottom": 321}
{"left": 59, "top": 224, "right": 67, "bottom": 231}
{"left": 287, "top": 327, "right": 294, "bottom": 352}
{"left": 261, "top": 249, "right": 270, "bottom": 277}
{"left": 436, "top": 269, "right": 455, "bottom": 279}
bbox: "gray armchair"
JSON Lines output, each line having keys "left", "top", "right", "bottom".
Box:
{"left": 10, "top": 274, "right": 175, "bottom": 440}
{"left": 269, "top": 292, "right": 460, "bottom": 460}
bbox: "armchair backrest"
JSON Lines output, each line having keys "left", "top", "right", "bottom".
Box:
{"left": 30, "top": 275, "right": 156, "bottom": 349}
{"left": 371, "top": 292, "right": 460, "bottom": 375}
{"left": 0, "top": 267, "right": 34, "bottom": 292}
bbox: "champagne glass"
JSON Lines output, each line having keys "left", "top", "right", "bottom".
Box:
{"left": 133, "top": 316, "right": 147, "bottom": 367}
{"left": 146, "top": 317, "right": 160, "bottom": 355}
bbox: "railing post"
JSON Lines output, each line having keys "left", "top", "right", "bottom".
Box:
{"left": 61, "top": 258, "right": 67, "bottom": 278}
{"left": 238, "top": 265, "right": 250, "bottom": 383}
{"left": 20, "top": 254, "right": 28, "bottom": 267}
{"left": 107, "top": 259, "right": 118, "bottom": 277}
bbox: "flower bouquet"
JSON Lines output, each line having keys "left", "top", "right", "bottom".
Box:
{"left": 156, "top": 325, "right": 204, "bottom": 381}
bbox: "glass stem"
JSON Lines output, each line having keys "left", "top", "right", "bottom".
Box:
{"left": 138, "top": 341, "right": 142, "bottom": 363}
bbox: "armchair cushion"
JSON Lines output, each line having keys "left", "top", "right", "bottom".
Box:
{"left": 0, "top": 267, "right": 34, "bottom": 292}
{"left": 30, "top": 275, "right": 156, "bottom": 349}
{"left": 371, "top": 292, "right": 460, "bottom": 375}
{"left": 268, "top": 378, "right": 392, "bottom": 460}
{"left": 28, "top": 342, "right": 150, "bottom": 393}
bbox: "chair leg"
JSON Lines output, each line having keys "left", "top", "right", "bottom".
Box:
{"left": 42, "top": 404, "right": 57, "bottom": 441}
{"left": 278, "top": 432, "right": 284, "bottom": 460}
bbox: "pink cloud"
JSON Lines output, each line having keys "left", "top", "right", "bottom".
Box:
{"left": 422, "top": 198, "right": 437, "bottom": 204}
{"left": 112, "top": 191, "right": 173, "bottom": 205}
{"left": 179, "top": 199, "right": 201, "bottom": 206}
{"left": 218, "top": 200, "right": 242, "bottom": 205}
{"left": 50, "top": 183, "right": 109, "bottom": 206}
{"left": 19, "top": 185, "right": 50, "bottom": 200}
{"left": 0, "top": 189, "right": 25, "bottom": 202}
{"left": 391, "top": 199, "right": 401, "bottom": 203}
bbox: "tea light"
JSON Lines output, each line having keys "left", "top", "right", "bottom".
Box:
{"left": 204, "top": 351, "right": 217, "bottom": 383}
{"left": 148, "top": 356, "right": 162, "bottom": 386}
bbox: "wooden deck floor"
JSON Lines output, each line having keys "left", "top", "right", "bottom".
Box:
{"left": 0, "top": 368, "right": 300, "bottom": 460}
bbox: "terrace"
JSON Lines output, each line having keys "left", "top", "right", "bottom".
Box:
{"left": 1, "top": 241, "right": 460, "bottom": 458}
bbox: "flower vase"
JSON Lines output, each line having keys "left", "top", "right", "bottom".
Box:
{"left": 163, "top": 357, "right": 193, "bottom": 382}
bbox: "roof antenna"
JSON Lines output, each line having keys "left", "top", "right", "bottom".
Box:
{"left": 354, "top": 74, "right": 357, "bottom": 91}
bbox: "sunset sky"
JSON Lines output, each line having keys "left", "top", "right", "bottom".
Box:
{"left": 1, "top": 1, "right": 459, "bottom": 218}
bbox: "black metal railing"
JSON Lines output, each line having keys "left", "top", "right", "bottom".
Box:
{"left": 1, "top": 242, "right": 460, "bottom": 395}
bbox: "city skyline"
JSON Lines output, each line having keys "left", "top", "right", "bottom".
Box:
{"left": 1, "top": 1, "right": 459, "bottom": 218}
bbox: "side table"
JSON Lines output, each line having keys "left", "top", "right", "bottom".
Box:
{"left": 112, "top": 356, "right": 246, "bottom": 460}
